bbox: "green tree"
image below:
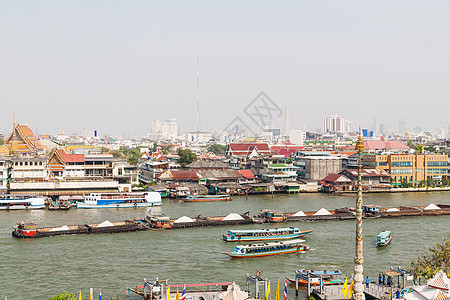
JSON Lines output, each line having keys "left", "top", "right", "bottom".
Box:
{"left": 410, "top": 237, "right": 450, "bottom": 281}
{"left": 161, "top": 145, "right": 172, "bottom": 155}
{"left": 152, "top": 142, "right": 157, "bottom": 152}
{"left": 415, "top": 145, "right": 423, "bottom": 154}
{"left": 406, "top": 140, "right": 413, "bottom": 147}
{"left": 424, "top": 145, "right": 436, "bottom": 153}
{"left": 0, "top": 139, "right": 4, "bottom": 146}
{"left": 49, "top": 292, "right": 77, "bottom": 300}
{"left": 177, "top": 148, "right": 197, "bottom": 166}
{"left": 207, "top": 144, "right": 227, "bottom": 155}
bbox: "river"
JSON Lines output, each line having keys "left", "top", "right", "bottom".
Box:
{"left": 0, "top": 192, "right": 449, "bottom": 299}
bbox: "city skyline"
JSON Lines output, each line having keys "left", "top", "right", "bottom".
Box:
{"left": 1, "top": 1, "right": 449, "bottom": 136}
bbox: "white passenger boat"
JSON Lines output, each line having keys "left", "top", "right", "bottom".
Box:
{"left": 76, "top": 192, "right": 162, "bottom": 209}
{"left": 222, "top": 227, "right": 312, "bottom": 242}
{"left": 223, "top": 239, "right": 310, "bottom": 258}
{"left": 0, "top": 195, "right": 45, "bottom": 210}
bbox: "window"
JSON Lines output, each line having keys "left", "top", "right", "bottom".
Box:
{"left": 392, "top": 168, "right": 413, "bottom": 174}
{"left": 427, "top": 168, "right": 447, "bottom": 174}
{"left": 427, "top": 161, "right": 447, "bottom": 167}
{"left": 392, "top": 161, "right": 413, "bottom": 167}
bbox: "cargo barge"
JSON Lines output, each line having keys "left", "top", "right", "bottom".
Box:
{"left": 12, "top": 218, "right": 147, "bottom": 238}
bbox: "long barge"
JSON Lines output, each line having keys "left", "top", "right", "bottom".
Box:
{"left": 12, "top": 203, "right": 450, "bottom": 238}
{"left": 12, "top": 219, "right": 147, "bottom": 238}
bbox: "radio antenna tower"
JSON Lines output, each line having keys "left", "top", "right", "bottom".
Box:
{"left": 284, "top": 106, "right": 290, "bottom": 137}
{"left": 196, "top": 57, "right": 201, "bottom": 137}
{"left": 121, "top": 73, "right": 125, "bottom": 137}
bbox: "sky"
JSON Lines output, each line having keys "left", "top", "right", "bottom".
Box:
{"left": 0, "top": 1, "right": 449, "bottom": 137}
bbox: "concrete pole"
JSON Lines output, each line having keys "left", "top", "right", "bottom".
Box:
{"left": 353, "top": 131, "right": 365, "bottom": 300}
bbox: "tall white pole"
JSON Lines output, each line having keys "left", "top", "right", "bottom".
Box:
{"left": 196, "top": 57, "right": 200, "bottom": 137}
{"left": 353, "top": 129, "right": 365, "bottom": 300}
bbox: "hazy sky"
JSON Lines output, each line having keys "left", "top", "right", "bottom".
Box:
{"left": 1, "top": 1, "right": 449, "bottom": 136}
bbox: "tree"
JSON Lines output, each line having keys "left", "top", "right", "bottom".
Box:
{"left": 49, "top": 292, "right": 77, "bottom": 300}
{"left": 207, "top": 144, "right": 227, "bottom": 155}
{"left": 415, "top": 145, "right": 423, "bottom": 154}
{"left": 424, "top": 145, "right": 436, "bottom": 153}
{"left": 161, "top": 145, "right": 172, "bottom": 155}
{"left": 152, "top": 142, "right": 157, "bottom": 152}
{"left": 177, "top": 148, "right": 197, "bottom": 166}
{"left": 410, "top": 237, "right": 450, "bottom": 281}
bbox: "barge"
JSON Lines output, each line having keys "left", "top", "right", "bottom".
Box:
{"left": 12, "top": 218, "right": 147, "bottom": 238}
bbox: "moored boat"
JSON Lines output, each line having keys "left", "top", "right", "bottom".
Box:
{"left": 182, "top": 195, "right": 232, "bottom": 202}
{"left": 0, "top": 194, "right": 45, "bottom": 210}
{"left": 376, "top": 230, "right": 391, "bottom": 247}
{"left": 222, "top": 227, "right": 312, "bottom": 242}
{"left": 76, "top": 192, "right": 161, "bottom": 209}
{"left": 223, "top": 239, "right": 309, "bottom": 258}
{"left": 287, "top": 270, "right": 343, "bottom": 286}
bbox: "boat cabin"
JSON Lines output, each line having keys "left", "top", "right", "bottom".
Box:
{"left": 363, "top": 205, "right": 381, "bottom": 213}
{"left": 16, "top": 221, "right": 37, "bottom": 237}
{"left": 228, "top": 228, "right": 300, "bottom": 238}
{"left": 147, "top": 215, "right": 172, "bottom": 229}
{"left": 259, "top": 209, "right": 285, "bottom": 222}
{"left": 376, "top": 231, "right": 391, "bottom": 246}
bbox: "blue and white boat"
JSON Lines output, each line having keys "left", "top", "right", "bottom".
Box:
{"left": 223, "top": 227, "right": 312, "bottom": 242}
{"left": 0, "top": 195, "right": 45, "bottom": 210}
{"left": 376, "top": 230, "right": 392, "bottom": 247}
{"left": 223, "top": 239, "right": 310, "bottom": 258}
{"left": 77, "top": 192, "right": 162, "bottom": 209}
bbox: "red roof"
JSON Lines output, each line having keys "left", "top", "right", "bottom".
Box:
{"left": 239, "top": 170, "right": 255, "bottom": 179}
{"left": 57, "top": 149, "right": 85, "bottom": 163}
{"left": 363, "top": 140, "right": 409, "bottom": 150}
{"left": 322, "top": 173, "right": 350, "bottom": 183}
{"left": 228, "top": 143, "right": 271, "bottom": 156}
{"left": 276, "top": 148, "right": 299, "bottom": 158}
{"left": 170, "top": 171, "right": 202, "bottom": 181}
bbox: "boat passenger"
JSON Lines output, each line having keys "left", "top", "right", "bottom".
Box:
{"left": 387, "top": 276, "right": 391, "bottom": 286}
{"left": 366, "top": 276, "right": 369, "bottom": 288}
{"left": 382, "top": 275, "right": 385, "bottom": 285}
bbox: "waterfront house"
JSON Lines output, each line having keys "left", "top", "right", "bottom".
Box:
{"left": 48, "top": 148, "right": 85, "bottom": 178}
{"left": 10, "top": 156, "right": 48, "bottom": 179}
{"left": 320, "top": 173, "right": 352, "bottom": 193}
{"left": 156, "top": 170, "right": 203, "bottom": 185}
{"left": 340, "top": 169, "right": 391, "bottom": 191}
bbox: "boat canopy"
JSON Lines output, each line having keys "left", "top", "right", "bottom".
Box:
{"left": 228, "top": 227, "right": 300, "bottom": 235}
{"left": 236, "top": 239, "right": 305, "bottom": 249}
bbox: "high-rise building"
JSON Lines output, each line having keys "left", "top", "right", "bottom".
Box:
{"left": 152, "top": 120, "right": 162, "bottom": 133}
{"left": 399, "top": 120, "right": 407, "bottom": 134}
{"left": 289, "top": 130, "right": 305, "bottom": 146}
{"left": 324, "top": 115, "right": 354, "bottom": 133}
{"left": 161, "top": 119, "right": 178, "bottom": 139}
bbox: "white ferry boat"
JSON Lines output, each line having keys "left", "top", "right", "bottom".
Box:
{"left": 223, "top": 239, "right": 310, "bottom": 258}
{"left": 0, "top": 195, "right": 46, "bottom": 210}
{"left": 77, "top": 192, "right": 162, "bottom": 209}
{"left": 222, "top": 227, "right": 312, "bottom": 242}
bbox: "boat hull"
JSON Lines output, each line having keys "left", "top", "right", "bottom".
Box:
{"left": 376, "top": 235, "right": 391, "bottom": 247}
{"left": 183, "top": 197, "right": 232, "bottom": 202}
{"left": 286, "top": 278, "right": 343, "bottom": 286}
{"left": 77, "top": 202, "right": 161, "bottom": 209}
{"left": 223, "top": 245, "right": 309, "bottom": 258}
{"left": 222, "top": 230, "right": 312, "bottom": 242}
{"left": 0, "top": 205, "right": 44, "bottom": 210}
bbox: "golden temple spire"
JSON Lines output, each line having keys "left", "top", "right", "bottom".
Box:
{"left": 355, "top": 128, "right": 364, "bottom": 153}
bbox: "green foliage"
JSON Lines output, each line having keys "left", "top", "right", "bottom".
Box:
{"left": 152, "top": 142, "right": 157, "bottom": 152}
{"left": 110, "top": 150, "right": 124, "bottom": 159}
{"left": 49, "top": 292, "right": 77, "bottom": 300}
{"left": 406, "top": 140, "right": 413, "bottom": 147}
{"left": 410, "top": 237, "right": 450, "bottom": 280}
{"left": 424, "top": 146, "right": 436, "bottom": 153}
{"left": 119, "top": 147, "right": 140, "bottom": 165}
{"left": 207, "top": 144, "right": 227, "bottom": 155}
{"left": 161, "top": 145, "right": 172, "bottom": 155}
{"left": 415, "top": 145, "right": 423, "bottom": 154}
{"left": 0, "top": 139, "right": 4, "bottom": 146}
{"left": 177, "top": 148, "right": 197, "bottom": 166}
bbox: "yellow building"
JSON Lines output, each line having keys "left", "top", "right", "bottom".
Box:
{"left": 363, "top": 153, "right": 448, "bottom": 185}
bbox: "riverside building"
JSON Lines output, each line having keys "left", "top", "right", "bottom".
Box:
{"left": 362, "top": 153, "right": 448, "bottom": 185}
